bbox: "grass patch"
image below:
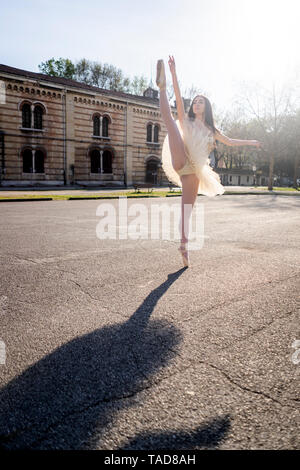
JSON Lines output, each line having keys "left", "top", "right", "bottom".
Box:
{"left": 67, "top": 190, "right": 182, "bottom": 200}
{"left": 253, "top": 186, "right": 299, "bottom": 191}
{"left": 0, "top": 190, "right": 183, "bottom": 201}
{"left": 1, "top": 186, "right": 299, "bottom": 202}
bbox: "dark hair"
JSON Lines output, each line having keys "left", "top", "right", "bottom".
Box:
{"left": 188, "top": 95, "right": 219, "bottom": 135}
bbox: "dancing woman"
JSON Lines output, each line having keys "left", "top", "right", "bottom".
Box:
{"left": 156, "top": 56, "right": 261, "bottom": 267}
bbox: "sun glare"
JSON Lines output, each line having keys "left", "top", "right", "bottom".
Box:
{"left": 235, "top": 0, "right": 300, "bottom": 85}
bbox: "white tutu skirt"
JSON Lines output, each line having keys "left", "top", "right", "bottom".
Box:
{"left": 161, "top": 118, "right": 225, "bottom": 198}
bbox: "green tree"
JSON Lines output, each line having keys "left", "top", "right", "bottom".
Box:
{"left": 74, "top": 58, "right": 91, "bottom": 84}
{"left": 38, "top": 57, "right": 76, "bottom": 79}
{"left": 234, "top": 80, "right": 298, "bottom": 189}
{"left": 130, "top": 75, "right": 148, "bottom": 95}
{"left": 38, "top": 57, "right": 150, "bottom": 95}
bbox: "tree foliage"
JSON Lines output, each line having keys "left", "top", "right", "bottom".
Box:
{"left": 38, "top": 58, "right": 300, "bottom": 185}
{"left": 39, "top": 57, "right": 76, "bottom": 79}
{"left": 38, "top": 57, "right": 149, "bottom": 95}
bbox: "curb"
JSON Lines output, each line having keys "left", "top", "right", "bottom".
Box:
{"left": 0, "top": 197, "right": 53, "bottom": 202}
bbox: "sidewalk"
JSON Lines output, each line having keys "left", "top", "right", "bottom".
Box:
{"left": 0, "top": 185, "right": 299, "bottom": 201}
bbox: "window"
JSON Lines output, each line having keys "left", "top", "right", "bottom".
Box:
{"left": 22, "top": 104, "right": 31, "bottom": 128}
{"left": 22, "top": 148, "right": 45, "bottom": 173}
{"left": 93, "top": 116, "right": 100, "bottom": 136}
{"left": 35, "top": 150, "right": 44, "bottom": 173}
{"left": 92, "top": 114, "right": 110, "bottom": 138}
{"left": 103, "top": 150, "right": 112, "bottom": 173}
{"left": 153, "top": 125, "right": 159, "bottom": 143}
{"left": 23, "top": 149, "right": 32, "bottom": 172}
{"left": 91, "top": 149, "right": 100, "bottom": 173}
{"left": 147, "top": 123, "right": 152, "bottom": 142}
{"left": 34, "top": 106, "right": 43, "bottom": 130}
{"left": 21, "top": 102, "right": 45, "bottom": 130}
{"left": 147, "top": 123, "right": 160, "bottom": 144}
{"left": 102, "top": 116, "right": 109, "bottom": 137}
{"left": 90, "top": 149, "right": 113, "bottom": 173}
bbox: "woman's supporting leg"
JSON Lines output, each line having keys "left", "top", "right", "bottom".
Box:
{"left": 179, "top": 174, "right": 200, "bottom": 243}
{"left": 159, "top": 88, "right": 187, "bottom": 172}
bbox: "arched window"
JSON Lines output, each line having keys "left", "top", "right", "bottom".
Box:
{"left": 23, "top": 149, "right": 33, "bottom": 173}
{"left": 153, "top": 125, "right": 159, "bottom": 143}
{"left": 103, "top": 150, "right": 112, "bottom": 173}
{"left": 102, "top": 116, "right": 109, "bottom": 137}
{"left": 22, "top": 148, "right": 45, "bottom": 173}
{"left": 34, "top": 105, "right": 43, "bottom": 129}
{"left": 35, "top": 150, "right": 44, "bottom": 173}
{"left": 93, "top": 116, "right": 100, "bottom": 136}
{"left": 147, "top": 123, "right": 152, "bottom": 142}
{"left": 91, "top": 149, "right": 100, "bottom": 173}
{"left": 22, "top": 104, "right": 31, "bottom": 128}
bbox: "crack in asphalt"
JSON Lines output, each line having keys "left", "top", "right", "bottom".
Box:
{"left": 1, "top": 258, "right": 299, "bottom": 448}
{"left": 44, "top": 270, "right": 300, "bottom": 325}
{"left": 0, "top": 384, "right": 149, "bottom": 447}
{"left": 68, "top": 279, "right": 107, "bottom": 304}
{"left": 4, "top": 254, "right": 300, "bottom": 321}
{"left": 198, "top": 361, "right": 296, "bottom": 409}
{"left": 180, "top": 272, "right": 300, "bottom": 324}
{"left": 218, "top": 307, "right": 300, "bottom": 352}
{"left": 4, "top": 254, "right": 78, "bottom": 276}
{"left": 1, "top": 342, "right": 298, "bottom": 450}
{"left": 30, "top": 357, "right": 300, "bottom": 447}
{"left": 165, "top": 350, "right": 299, "bottom": 411}
{"left": 7, "top": 254, "right": 41, "bottom": 266}
{"left": 0, "top": 363, "right": 184, "bottom": 449}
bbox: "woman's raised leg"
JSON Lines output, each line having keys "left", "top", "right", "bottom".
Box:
{"left": 159, "top": 88, "right": 187, "bottom": 172}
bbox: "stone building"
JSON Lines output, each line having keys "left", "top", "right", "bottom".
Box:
{"left": 0, "top": 64, "right": 175, "bottom": 187}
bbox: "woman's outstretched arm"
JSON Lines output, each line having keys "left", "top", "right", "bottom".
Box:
{"left": 168, "top": 56, "right": 185, "bottom": 124}
{"left": 215, "top": 130, "right": 262, "bottom": 149}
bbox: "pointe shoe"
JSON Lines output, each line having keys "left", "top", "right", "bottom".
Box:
{"left": 156, "top": 60, "right": 166, "bottom": 90}
{"left": 178, "top": 242, "right": 190, "bottom": 267}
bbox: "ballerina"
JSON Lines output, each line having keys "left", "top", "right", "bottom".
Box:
{"left": 156, "top": 56, "right": 262, "bottom": 267}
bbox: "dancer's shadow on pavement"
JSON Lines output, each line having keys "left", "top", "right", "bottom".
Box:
{"left": 119, "top": 415, "right": 231, "bottom": 450}
{"left": 0, "top": 270, "right": 231, "bottom": 450}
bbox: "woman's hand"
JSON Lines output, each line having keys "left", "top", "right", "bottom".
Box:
{"left": 168, "top": 55, "right": 176, "bottom": 75}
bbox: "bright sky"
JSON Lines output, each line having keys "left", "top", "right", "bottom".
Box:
{"left": 1, "top": 0, "right": 300, "bottom": 112}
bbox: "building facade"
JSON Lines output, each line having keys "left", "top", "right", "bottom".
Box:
{"left": 0, "top": 65, "right": 174, "bottom": 187}
{"left": 1, "top": 64, "right": 265, "bottom": 190}
{"left": 217, "top": 168, "right": 268, "bottom": 186}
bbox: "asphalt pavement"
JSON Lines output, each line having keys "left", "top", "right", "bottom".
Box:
{"left": 0, "top": 193, "right": 299, "bottom": 450}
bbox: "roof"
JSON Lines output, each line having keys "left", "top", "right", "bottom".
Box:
{"left": 0, "top": 63, "right": 159, "bottom": 105}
